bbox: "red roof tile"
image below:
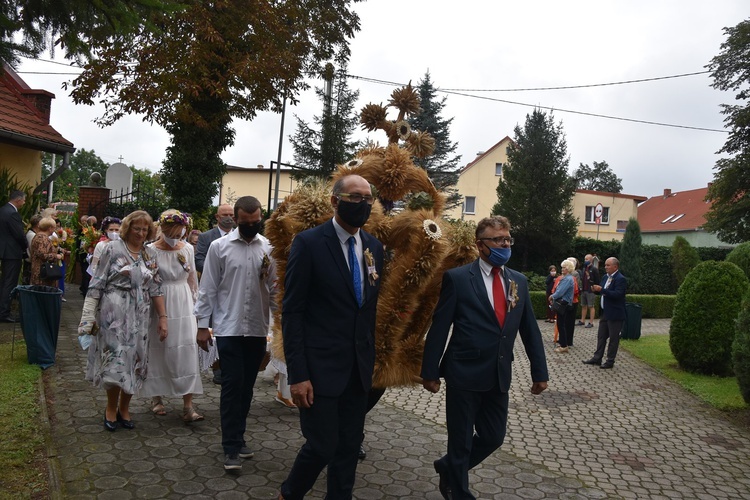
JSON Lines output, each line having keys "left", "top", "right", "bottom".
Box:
{"left": 638, "top": 187, "right": 711, "bottom": 232}
{"left": 0, "top": 64, "right": 74, "bottom": 153}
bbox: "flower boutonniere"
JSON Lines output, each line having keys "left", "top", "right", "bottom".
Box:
{"left": 507, "top": 279, "right": 519, "bottom": 312}
{"left": 177, "top": 252, "right": 191, "bottom": 273}
{"left": 364, "top": 248, "right": 379, "bottom": 286}
{"left": 260, "top": 253, "right": 270, "bottom": 280}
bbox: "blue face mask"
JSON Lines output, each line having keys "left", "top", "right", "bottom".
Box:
{"left": 584, "top": 260, "right": 590, "bottom": 266}
{"left": 486, "top": 246, "right": 511, "bottom": 267}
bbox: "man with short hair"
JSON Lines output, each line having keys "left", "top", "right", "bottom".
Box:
{"left": 0, "top": 190, "right": 27, "bottom": 322}
{"left": 421, "top": 215, "right": 548, "bottom": 500}
{"left": 577, "top": 253, "right": 601, "bottom": 328}
{"left": 195, "top": 203, "right": 235, "bottom": 274}
{"left": 279, "top": 174, "right": 384, "bottom": 500}
{"left": 194, "top": 196, "right": 277, "bottom": 471}
{"left": 584, "top": 257, "right": 627, "bottom": 369}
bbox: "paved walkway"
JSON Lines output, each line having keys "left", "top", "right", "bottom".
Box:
{"left": 21, "top": 292, "right": 750, "bottom": 498}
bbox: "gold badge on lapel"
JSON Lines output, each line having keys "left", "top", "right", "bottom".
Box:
{"left": 364, "top": 248, "right": 379, "bottom": 286}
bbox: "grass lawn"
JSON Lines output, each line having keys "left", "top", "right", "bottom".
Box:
{"left": 620, "top": 335, "right": 748, "bottom": 412}
{"left": 0, "top": 339, "right": 49, "bottom": 498}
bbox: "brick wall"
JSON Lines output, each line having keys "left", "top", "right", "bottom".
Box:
{"left": 78, "top": 186, "right": 110, "bottom": 222}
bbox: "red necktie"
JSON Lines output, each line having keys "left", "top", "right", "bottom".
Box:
{"left": 491, "top": 267, "right": 506, "bottom": 328}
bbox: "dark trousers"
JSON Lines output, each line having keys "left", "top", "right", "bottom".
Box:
{"left": 556, "top": 308, "right": 571, "bottom": 347}
{"left": 0, "top": 258, "right": 21, "bottom": 319}
{"left": 216, "top": 336, "right": 266, "bottom": 455}
{"left": 593, "top": 315, "right": 624, "bottom": 363}
{"left": 79, "top": 258, "right": 90, "bottom": 295}
{"left": 437, "top": 384, "right": 509, "bottom": 500}
{"left": 545, "top": 292, "right": 556, "bottom": 320}
{"left": 281, "top": 367, "right": 368, "bottom": 500}
{"left": 565, "top": 303, "right": 577, "bottom": 346}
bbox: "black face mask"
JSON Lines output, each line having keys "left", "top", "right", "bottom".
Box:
{"left": 337, "top": 200, "right": 372, "bottom": 228}
{"left": 238, "top": 221, "right": 262, "bottom": 240}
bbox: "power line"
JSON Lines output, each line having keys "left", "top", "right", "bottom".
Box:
{"left": 348, "top": 74, "right": 727, "bottom": 134}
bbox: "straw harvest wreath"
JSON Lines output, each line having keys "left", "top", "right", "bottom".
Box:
{"left": 265, "top": 83, "right": 478, "bottom": 388}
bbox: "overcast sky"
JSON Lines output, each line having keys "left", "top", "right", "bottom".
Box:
{"left": 15, "top": 0, "right": 748, "bottom": 199}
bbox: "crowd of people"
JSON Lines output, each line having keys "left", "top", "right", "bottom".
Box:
{"left": 0, "top": 184, "right": 629, "bottom": 500}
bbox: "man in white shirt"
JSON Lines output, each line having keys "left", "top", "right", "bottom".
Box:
{"left": 194, "top": 196, "right": 277, "bottom": 471}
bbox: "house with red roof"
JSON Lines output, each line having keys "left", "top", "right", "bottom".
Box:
{"left": 637, "top": 185, "right": 732, "bottom": 248}
{"left": 0, "top": 62, "right": 75, "bottom": 194}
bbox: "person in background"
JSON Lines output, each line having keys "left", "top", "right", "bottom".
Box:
{"left": 544, "top": 265, "right": 557, "bottom": 323}
{"left": 577, "top": 253, "right": 601, "bottom": 329}
{"left": 195, "top": 204, "right": 235, "bottom": 274}
{"left": 584, "top": 257, "right": 627, "bottom": 369}
{"left": 77, "top": 215, "right": 91, "bottom": 296}
{"left": 78, "top": 211, "right": 166, "bottom": 432}
{"left": 23, "top": 214, "right": 43, "bottom": 285}
{"left": 566, "top": 257, "right": 580, "bottom": 347}
{"left": 549, "top": 259, "right": 575, "bottom": 353}
{"left": 188, "top": 229, "right": 201, "bottom": 248}
{"left": 141, "top": 210, "right": 204, "bottom": 423}
{"left": 88, "top": 217, "right": 121, "bottom": 276}
{"left": 30, "top": 217, "right": 63, "bottom": 287}
{"left": 0, "top": 190, "right": 27, "bottom": 322}
{"left": 51, "top": 219, "right": 70, "bottom": 301}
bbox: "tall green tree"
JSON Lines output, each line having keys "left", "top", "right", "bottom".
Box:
{"left": 290, "top": 59, "right": 361, "bottom": 179}
{"left": 620, "top": 217, "right": 643, "bottom": 293}
{"left": 670, "top": 235, "right": 700, "bottom": 288}
{"left": 408, "top": 71, "right": 462, "bottom": 209}
{"left": 704, "top": 19, "right": 750, "bottom": 244}
{"left": 572, "top": 160, "right": 623, "bottom": 193}
{"left": 492, "top": 109, "right": 577, "bottom": 271}
{"left": 42, "top": 148, "right": 108, "bottom": 202}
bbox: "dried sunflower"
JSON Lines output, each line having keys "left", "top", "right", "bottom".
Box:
{"left": 360, "top": 103, "right": 388, "bottom": 132}
{"left": 395, "top": 120, "right": 411, "bottom": 141}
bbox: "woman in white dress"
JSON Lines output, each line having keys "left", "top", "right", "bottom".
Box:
{"left": 141, "top": 209, "right": 205, "bottom": 422}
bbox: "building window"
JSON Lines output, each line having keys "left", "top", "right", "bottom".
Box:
{"left": 584, "top": 205, "right": 609, "bottom": 224}
{"left": 464, "top": 196, "right": 476, "bottom": 214}
{"left": 495, "top": 163, "right": 503, "bottom": 176}
{"left": 616, "top": 220, "right": 628, "bottom": 232}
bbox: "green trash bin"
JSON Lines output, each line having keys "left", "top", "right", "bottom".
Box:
{"left": 621, "top": 302, "right": 642, "bottom": 340}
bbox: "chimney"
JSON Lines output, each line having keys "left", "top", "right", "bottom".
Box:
{"left": 20, "top": 89, "right": 54, "bottom": 124}
{"left": 663, "top": 189, "right": 672, "bottom": 198}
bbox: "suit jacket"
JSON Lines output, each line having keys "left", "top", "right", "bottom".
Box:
{"left": 598, "top": 271, "right": 627, "bottom": 321}
{"left": 195, "top": 227, "right": 223, "bottom": 273}
{"left": 0, "top": 202, "right": 27, "bottom": 260}
{"left": 282, "top": 219, "right": 384, "bottom": 398}
{"left": 421, "top": 260, "right": 548, "bottom": 392}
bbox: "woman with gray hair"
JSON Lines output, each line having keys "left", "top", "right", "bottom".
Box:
{"left": 549, "top": 259, "right": 575, "bottom": 353}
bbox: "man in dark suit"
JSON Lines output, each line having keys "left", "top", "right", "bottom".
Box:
{"left": 279, "top": 174, "right": 384, "bottom": 500}
{"left": 0, "top": 190, "right": 28, "bottom": 322}
{"left": 421, "top": 215, "right": 548, "bottom": 500}
{"left": 584, "top": 257, "right": 627, "bottom": 369}
{"left": 195, "top": 203, "right": 235, "bottom": 274}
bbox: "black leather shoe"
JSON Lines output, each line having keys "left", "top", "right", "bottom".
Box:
{"left": 583, "top": 358, "right": 602, "bottom": 365}
{"left": 213, "top": 369, "right": 222, "bottom": 385}
{"left": 104, "top": 414, "right": 117, "bottom": 432}
{"left": 600, "top": 361, "right": 615, "bottom": 369}
{"left": 116, "top": 411, "right": 135, "bottom": 429}
{"left": 358, "top": 444, "right": 366, "bottom": 460}
{"left": 434, "top": 460, "right": 452, "bottom": 500}
{"left": 0, "top": 317, "right": 18, "bottom": 323}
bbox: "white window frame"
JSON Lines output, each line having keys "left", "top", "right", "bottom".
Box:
{"left": 584, "top": 205, "right": 610, "bottom": 224}
{"left": 495, "top": 163, "right": 503, "bottom": 176}
{"left": 463, "top": 196, "right": 476, "bottom": 215}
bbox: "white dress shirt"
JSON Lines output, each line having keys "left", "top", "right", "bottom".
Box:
{"left": 194, "top": 228, "right": 278, "bottom": 337}
{"left": 478, "top": 258, "right": 507, "bottom": 305}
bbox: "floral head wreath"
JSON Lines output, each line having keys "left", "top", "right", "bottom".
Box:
{"left": 159, "top": 211, "right": 192, "bottom": 227}
{"left": 100, "top": 216, "right": 121, "bottom": 231}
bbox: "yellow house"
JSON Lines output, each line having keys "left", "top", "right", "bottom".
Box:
{"left": 220, "top": 164, "right": 300, "bottom": 210}
{"left": 447, "top": 136, "right": 513, "bottom": 221}
{"left": 572, "top": 189, "right": 647, "bottom": 241}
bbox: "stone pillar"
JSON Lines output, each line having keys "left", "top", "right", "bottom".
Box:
{"left": 78, "top": 186, "right": 110, "bottom": 222}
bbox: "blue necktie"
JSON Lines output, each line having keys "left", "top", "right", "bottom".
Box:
{"left": 348, "top": 236, "right": 362, "bottom": 306}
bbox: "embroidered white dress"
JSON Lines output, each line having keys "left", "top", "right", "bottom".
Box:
{"left": 139, "top": 243, "right": 203, "bottom": 397}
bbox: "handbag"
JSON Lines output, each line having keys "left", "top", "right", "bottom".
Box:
{"left": 40, "top": 261, "right": 63, "bottom": 280}
{"left": 551, "top": 298, "right": 569, "bottom": 315}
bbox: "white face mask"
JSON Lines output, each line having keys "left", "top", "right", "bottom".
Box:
{"left": 163, "top": 227, "right": 186, "bottom": 248}
{"left": 107, "top": 232, "right": 120, "bottom": 241}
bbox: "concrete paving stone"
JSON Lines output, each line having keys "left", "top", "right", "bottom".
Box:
{"left": 134, "top": 484, "right": 170, "bottom": 498}
{"left": 205, "top": 476, "right": 240, "bottom": 492}
{"left": 361, "top": 472, "right": 392, "bottom": 486}
{"left": 128, "top": 472, "right": 162, "bottom": 486}
{"left": 89, "top": 462, "right": 123, "bottom": 476}
{"left": 92, "top": 474, "right": 129, "bottom": 490}
{"left": 155, "top": 457, "right": 187, "bottom": 470}
{"left": 514, "top": 487, "right": 547, "bottom": 499}
{"left": 171, "top": 479, "right": 205, "bottom": 495}
{"left": 98, "top": 489, "right": 133, "bottom": 500}
{"left": 494, "top": 476, "right": 524, "bottom": 489}
{"left": 85, "top": 452, "right": 116, "bottom": 464}
{"left": 235, "top": 473, "right": 269, "bottom": 488}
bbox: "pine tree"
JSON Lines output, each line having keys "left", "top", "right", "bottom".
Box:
{"left": 492, "top": 109, "right": 577, "bottom": 271}
{"left": 620, "top": 217, "right": 643, "bottom": 293}
{"left": 670, "top": 235, "right": 700, "bottom": 288}
{"left": 408, "top": 71, "right": 462, "bottom": 209}
{"left": 290, "top": 60, "right": 361, "bottom": 179}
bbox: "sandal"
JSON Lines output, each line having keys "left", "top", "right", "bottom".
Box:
{"left": 151, "top": 397, "right": 167, "bottom": 416}
{"left": 183, "top": 406, "right": 204, "bottom": 423}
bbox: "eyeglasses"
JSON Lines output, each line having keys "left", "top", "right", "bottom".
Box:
{"left": 478, "top": 236, "right": 514, "bottom": 246}
{"left": 337, "top": 193, "right": 375, "bottom": 205}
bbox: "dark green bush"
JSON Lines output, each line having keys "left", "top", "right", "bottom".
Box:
{"left": 726, "top": 242, "right": 750, "bottom": 281}
{"left": 733, "top": 289, "right": 750, "bottom": 404}
{"left": 670, "top": 261, "right": 749, "bottom": 376}
{"left": 670, "top": 236, "right": 701, "bottom": 289}
{"left": 530, "top": 292, "right": 674, "bottom": 319}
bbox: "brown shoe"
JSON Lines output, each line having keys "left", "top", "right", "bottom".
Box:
{"left": 183, "top": 406, "right": 204, "bottom": 423}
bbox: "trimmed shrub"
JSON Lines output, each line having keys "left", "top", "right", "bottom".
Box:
{"left": 670, "top": 236, "right": 701, "bottom": 289}
{"left": 620, "top": 218, "right": 643, "bottom": 293}
{"left": 726, "top": 242, "right": 750, "bottom": 281}
{"left": 625, "top": 295, "right": 675, "bottom": 319}
{"left": 670, "top": 261, "right": 749, "bottom": 376}
{"left": 733, "top": 289, "right": 750, "bottom": 404}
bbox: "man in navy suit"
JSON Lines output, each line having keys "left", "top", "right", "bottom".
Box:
{"left": 0, "top": 190, "right": 27, "bottom": 322}
{"left": 584, "top": 257, "right": 627, "bottom": 369}
{"left": 279, "top": 174, "right": 384, "bottom": 500}
{"left": 421, "top": 215, "right": 548, "bottom": 500}
{"left": 195, "top": 203, "right": 235, "bottom": 274}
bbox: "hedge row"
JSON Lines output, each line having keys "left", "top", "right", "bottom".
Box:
{"left": 529, "top": 291, "right": 675, "bottom": 319}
